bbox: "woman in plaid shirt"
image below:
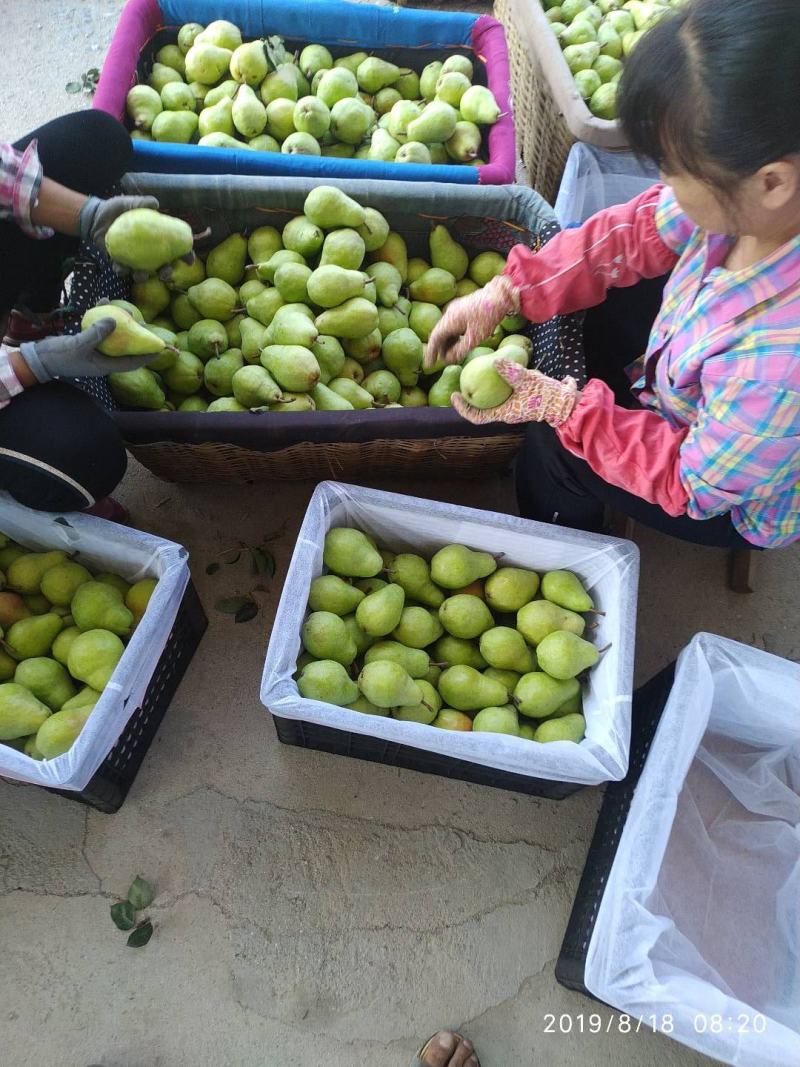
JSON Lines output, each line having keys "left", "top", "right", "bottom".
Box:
{"left": 428, "top": 0, "right": 800, "bottom": 551}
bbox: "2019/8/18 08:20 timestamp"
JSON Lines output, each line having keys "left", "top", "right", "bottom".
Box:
{"left": 543, "top": 1013, "right": 768, "bottom": 1034}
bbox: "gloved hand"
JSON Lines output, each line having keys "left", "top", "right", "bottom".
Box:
{"left": 20, "top": 319, "right": 160, "bottom": 383}
{"left": 424, "top": 274, "right": 521, "bottom": 370}
{"left": 78, "top": 195, "right": 160, "bottom": 254}
{"left": 453, "top": 358, "right": 579, "bottom": 426}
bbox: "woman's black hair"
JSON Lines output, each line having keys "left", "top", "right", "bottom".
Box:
{"left": 619, "top": 0, "right": 800, "bottom": 187}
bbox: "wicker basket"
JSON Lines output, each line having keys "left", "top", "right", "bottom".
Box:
{"left": 495, "top": 0, "right": 629, "bottom": 203}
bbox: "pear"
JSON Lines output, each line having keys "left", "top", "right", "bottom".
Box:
{"left": 307, "top": 266, "right": 366, "bottom": 308}
{"left": 247, "top": 226, "right": 282, "bottom": 263}
{"left": 178, "top": 22, "right": 203, "bottom": 54}
{"left": 61, "top": 684, "right": 100, "bottom": 712}
{"left": 6, "top": 614, "right": 63, "bottom": 659}
{"left": 177, "top": 397, "right": 207, "bottom": 411}
{"left": 312, "top": 335, "right": 346, "bottom": 382}
{"left": 395, "top": 142, "right": 431, "bottom": 165}
{"left": 185, "top": 42, "right": 233, "bottom": 85}
{"left": 355, "top": 583, "right": 405, "bottom": 637}
{"left": 294, "top": 96, "right": 331, "bottom": 139}
{"left": 390, "top": 679, "right": 440, "bottom": 724}
{"left": 365, "top": 262, "right": 401, "bottom": 307}
{"left": 342, "top": 613, "right": 373, "bottom": 656}
{"left": 205, "top": 233, "right": 247, "bottom": 288}
{"left": 231, "top": 84, "right": 267, "bottom": 138}
{"left": 223, "top": 315, "right": 246, "bottom": 348}
{"left": 433, "top": 709, "right": 473, "bottom": 731}
{"left": 472, "top": 706, "right": 521, "bottom": 736}
{"left": 0, "top": 683, "right": 51, "bottom": 740}
{"left": 431, "top": 544, "right": 497, "bottom": 589}
{"left": 438, "top": 594, "right": 494, "bottom": 640}
{"left": 298, "top": 660, "right": 359, "bottom": 706}
{"left": 321, "top": 143, "right": 356, "bottom": 159}
{"left": 339, "top": 358, "right": 365, "bottom": 383}
{"left": 39, "top": 562, "right": 91, "bottom": 607}
{"left": 274, "top": 263, "right": 312, "bottom": 303}
{"left": 126, "top": 85, "right": 162, "bottom": 130}
{"left": 407, "top": 259, "right": 430, "bottom": 285}
{"left": 369, "top": 231, "right": 408, "bottom": 282}
{"left": 536, "top": 631, "right": 598, "bottom": 680}
{"left": 594, "top": 54, "right": 623, "bottom": 83}
{"left": 356, "top": 578, "right": 386, "bottom": 596}
{"left": 407, "top": 303, "right": 440, "bottom": 344}
{"left": 266, "top": 307, "right": 317, "bottom": 348}
{"left": 427, "top": 365, "right": 462, "bottom": 407}
{"left": 310, "top": 382, "right": 350, "bottom": 410}
{"left": 409, "top": 268, "right": 457, "bottom": 307}
{"left": 130, "top": 278, "right": 170, "bottom": 322}
{"left": 109, "top": 367, "right": 165, "bottom": 410}
{"left": 148, "top": 63, "right": 183, "bottom": 94}
{"left": 125, "top": 578, "right": 157, "bottom": 626}
{"left": 302, "top": 611, "right": 357, "bottom": 665}
{"left": 358, "top": 57, "right": 411, "bottom": 94}
{"left": 96, "top": 573, "right": 131, "bottom": 599}
{"left": 187, "top": 319, "right": 227, "bottom": 361}
{"left": 260, "top": 345, "right": 320, "bottom": 392}
{"left": 479, "top": 627, "right": 535, "bottom": 674}
{"left": 255, "top": 249, "right": 304, "bottom": 284}
{"left": 435, "top": 71, "right": 471, "bottom": 109}
{"left": 79, "top": 306, "right": 164, "bottom": 359}
{"left": 316, "top": 67, "right": 359, "bottom": 108}
{"left": 392, "top": 606, "right": 443, "bottom": 649}
{"left": 72, "top": 581, "right": 133, "bottom": 636}
{"left": 197, "top": 132, "right": 252, "bottom": 150}
{"left": 308, "top": 575, "right": 365, "bottom": 616}
{"left": 357, "top": 661, "right": 421, "bottom": 709}
{"left": 377, "top": 306, "right": 407, "bottom": 338}
{"left": 0, "top": 592, "right": 30, "bottom": 628}
{"left": 387, "top": 101, "right": 423, "bottom": 142}
{"left": 315, "top": 298, "right": 378, "bottom": 340}
{"left": 368, "top": 128, "right": 400, "bottom": 162}
{"left": 381, "top": 328, "right": 423, "bottom": 386}
{"left": 232, "top": 365, "right": 282, "bottom": 408}
{"left": 22, "top": 594, "right": 51, "bottom": 615}
{"left": 541, "top": 570, "right": 594, "bottom": 611}
{"left": 199, "top": 97, "right": 235, "bottom": 138}
{"left": 458, "top": 354, "right": 513, "bottom": 410}
{"left": 105, "top": 208, "right": 193, "bottom": 272}
{"left": 517, "top": 600, "right": 585, "bottom": 646}
{"left": 357, "top": 208, "right": 390, "bottom": 253}
{"left": 323, "top": 528, "right": 382, "bottom": 578}
{"left": 374, "top": 88, "right": 402, "bottom": 116}
{"left": 207, "top": 398, "right": 247, "bottom": 412}
{"left": 299, "top": 43, "right": 333, "bottom": 79}
{"left": 400, "top": 386, "right": 427, "bottom": 407}
{"left": 460, "top": 85, "right": 501, "bottom": 126}
{"left": 281, "top": 132, "right": 320, "bottom": 156}
{"left": 468, "top": 251, "right": 506, "bottom": 287}
{"left": 44, "top": 625, "right": 80, "bottom": 669}
{"left": 429, "top": 225, "right": 469, "bottom": 281}
{"left": 438, "top": 665, "right": 508, "bottom": 712}
{"left": 265, "top": 98, "right": 297, "bottom": 141}
{"left": 514, "top": 672, "right": 581, "bottom": 719}
{"left": 364, "top": 641, "right": 430, "bottom": 679}
{"left": 14, "top": 658, "right": 76, "bottom": 711}
{"left": 483, "top": 667, "right": 522, "bottom": 693}
{"left": 246, "top": 133, "right": 278, "bottom": 152}
{"left": 186, "top": 278, "right": 237, "bottom": 321}
{"left": 534, "top": 713, "right": 586, "bottom": 743}
{"left": 407, "top": 100, "right": 458, "bottom": 144}
{"left": 34, "top": 705, "right": 92, "bottom": 759}
{"left": 394, "top": 69, "right": 419, "bottom": 98}
{"left": 320, "top": 229, "right": 366, "bottom": 270}
{"left": 420, "top": 61, "right": 444, "bottom": 101}
{"left": 197, "top": 19, "right": 242, "bottom": 51}
{"left": 344, "top": 330, "right": 382, "bottom": 364}
{"left": 7, "top": 550, "right": 68, "bottom": 594}
{"left": 362, "top": 370, "right": 401, "bottom": 405}
{"left": 446, "top": 121, "right": 482, "bottom": 163}
{"left": 328, "top": 378, "right": 372, "bottom": 409}
{"left": 259, "top": 64, "right": 298, "bottom": 105}
{"left": 484, "top": 567, "right": 540, "bottom": 613}
{"left": 204, "top": 79, "right": 238, "bottom": 107}
{"left": 282, "top": 215, "right": 324, "bottom": 258}
{"left": 204, "top": 349, "right": 244, "bottom": 395}
{"left": 330, "top": 98, "right": 374, "bottom": 145}
{"left": 230, "top": 40, "right": 269, "bottom": 85}
{"left": 441, "top": 54, "right": 473, "bottom": 79}
{"left": 160, "top": 81, "right": 197, "bottom": 112}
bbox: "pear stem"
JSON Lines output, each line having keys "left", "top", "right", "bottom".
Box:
{"left": 597, "top": 643, "right": 612, "bottom": 655}
{"left": 192, "top": 227, "right": 212, "bottom": 244}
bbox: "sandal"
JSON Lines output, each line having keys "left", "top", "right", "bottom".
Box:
{"left": 411, "top": 1029, "right": 480, "bottom": 1067}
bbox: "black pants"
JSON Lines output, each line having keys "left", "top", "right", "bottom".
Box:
{"left": 0, "top": 112, "right": 131, "bottom": 511}
{"left": 515, "top": 280, "right": 750, "bottom": 549}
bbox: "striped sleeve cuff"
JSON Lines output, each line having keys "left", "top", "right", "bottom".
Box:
{"left": 10, "top": 141, "right": 54, "bottom": 239}
{"left": 0, "top": 344, "right": 26, "bottom": 408}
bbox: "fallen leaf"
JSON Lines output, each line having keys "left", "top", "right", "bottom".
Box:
{"left": 127, "top": 920, "right": 154, "bottom": 948}
{"left": 110, "top": 901, "right": 136, "bottom": 931}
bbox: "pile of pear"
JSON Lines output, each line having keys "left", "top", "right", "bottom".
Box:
{"left": 295, "top": 526, "right": 602, "bottom": 744}
{"left": 97, "top": 188, "right": 530, "bottom": 414}
{"left": 0, "top": 535, "right": 157, "bottom": 762}
{"left": 126, "top": 19, "right": 503, "bottom": 166}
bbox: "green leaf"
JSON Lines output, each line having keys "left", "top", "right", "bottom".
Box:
{"left": 65, "top": 82, "right": 82, "bottom": 94}
{"left": 110, "top": 901, "right": 136, "bottom": 931}
{"left": 215, "top": 596, "right": 251, "bottom": 614}
{"left": 264, "top": 35, "right": 289, "bottom": 68}
{"left": 127, "top": 876, "right": 155, "bottom": 910}
{"left": 234, "top": 601, "right": 259, "bottom": 624}
{"left": 86, "top": 68, "right": 100, "bottom": 78}
{"left": 249, "top": 547, "right": 275, "bottom": 578}
{"left": 205, "top": 562, "right": 221, "bottom": 575}
{"left": 127, "top": 920, "right": 154, "bottom": 948}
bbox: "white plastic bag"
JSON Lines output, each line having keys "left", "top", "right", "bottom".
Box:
{"left": 0, "top": 494, "right": 190, "bottom": 791}
{"left": 585, "top": 633, "right": 800, "bottom": 1067}
{"left": 261, "top": 481, "right": 639, "bottom": 785}
{"left": 555, "top": 143, "right": 659, "bottom": 228}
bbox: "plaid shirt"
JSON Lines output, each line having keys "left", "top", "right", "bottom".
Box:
{"left": 622, "top": 187, "right": 800, "bottom": 546}
{"left": 0, "top": 140, "right": 53, "bottom": 239}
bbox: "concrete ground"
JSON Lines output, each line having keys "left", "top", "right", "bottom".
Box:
{"left": 2, "top": 3, "right": 798, "bottom": 1066}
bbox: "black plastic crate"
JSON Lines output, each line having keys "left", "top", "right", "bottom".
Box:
{"left": 46, "top": 580, "right": 207, "bottom": 814}
{"left": 555, "top": 662, "right": 676, "bottom": 995}
{"left": 272, "top": 714, "right": 583, "bottom": 799}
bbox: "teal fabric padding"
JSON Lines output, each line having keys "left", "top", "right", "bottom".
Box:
{"left": 157, "top": 0, "right": 475, "bottom": 47}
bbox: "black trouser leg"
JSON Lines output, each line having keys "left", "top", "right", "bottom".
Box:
{"left": 0, "top": 382, "right": 127, "bottom": 511}
{"left": 1, "top": 111, "right": 132, "bottom": 314}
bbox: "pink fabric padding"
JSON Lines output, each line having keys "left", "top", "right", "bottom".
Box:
{"left": 471, "top": 15, "right": 516, "bottom": 186}
{"left": 93, "top": 0, "right": 163, "bottom": 119}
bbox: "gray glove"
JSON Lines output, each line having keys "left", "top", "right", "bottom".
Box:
{"left": 78, "top": 195, "right": 160, "bottom": 253}
{"left": 20, "top": 320, "right": 160, "bottom": 383}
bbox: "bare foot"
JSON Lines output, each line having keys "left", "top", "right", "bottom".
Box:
{"left": 418, "top": 1029, "right": 480, "bottom": 1067}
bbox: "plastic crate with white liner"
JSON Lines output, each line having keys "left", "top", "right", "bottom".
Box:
{"left": 0, "top": 496, "right": 191, "bottom": 794}
{"left": 261, "top": 481, "right": 639, "bottom": 795}
{"left": 565, "top": 634, "right": 800, "bottom": 1067}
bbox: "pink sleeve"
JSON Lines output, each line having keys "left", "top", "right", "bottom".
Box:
{"left": 555, "top": 379, "right": 690, "bottom": 516}
{"left": 504, "top": 184, "right": 679, "bottom": 322}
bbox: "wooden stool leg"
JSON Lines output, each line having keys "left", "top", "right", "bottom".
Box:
{"left": 728, "top": 548, "right": 754, "bottom": 594}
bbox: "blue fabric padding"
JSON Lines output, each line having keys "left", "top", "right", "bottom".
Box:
{"left": 131, "top": 141, "right": 479, "bottom": 183}
{"left": 157, "top": 0, "right": 475, "bottom": 47}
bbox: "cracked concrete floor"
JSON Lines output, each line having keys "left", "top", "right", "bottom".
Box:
{"left": 2, "top": 3, "right": 799, "bottom": 1067}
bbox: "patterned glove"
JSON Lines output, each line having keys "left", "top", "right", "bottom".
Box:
{"left": 20, "top": 320, "right": 160, "bottom": 383}
{"left": 424, "top": 274, "right": 521, "bottom": 370}
{"left": 452, "top": 358, "right": 579, "bottom": 426}
{"left": 78, "top": 195, "right": 160, "bottom": 253}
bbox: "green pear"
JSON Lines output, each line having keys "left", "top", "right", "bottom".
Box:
{"left": 198, "top": 132, "right": 254, "bottom": 150}
{"left": 364, "top": 641, "right": 430, "bottom": 679}
{"left": 22, "top": 594, "right": 51, "bottom": 615}
{"left": 187, "top": 278, "right": 238, "bottom": 321}
{"left": 392, "top": 606, "right": 444, "bottom": 648}
{"left": 391, "top": 679, "right": 440, "bottom": 724}
{"left": 260, "top": 345, "right": 320, "bottom": 392}
{"left": 312, "top": 335, "right": 346, "bottom": 382}
{"left": 185, "top": 42, "right": 233, "bottom": 85}
{"left": 148, "top": 62, "right": 183, "bottom": 94}
{"left": 342, "top": 613, "right": 373, "bottom": 656}
{"left": 308, "top": 575, "right": 365, "bottom": 616}
{"left": 441, "top": 54, "right": 473, "bottom": 79}
{"left": 61, "top": 685, "right": 101, "bottom": 712}
{"left": 407, "top": 259, "right": 430, "bottom": 285}
{"left": 594, "top": 54, "right": 623, "bottom": 83}
{"left": 109, "top": 367, "right": 165, "bottom": 410}
{"left": 536, "top": 631, "right": 599, "bottom": 680}
{"left": 178, "top": 396, "right": 207, "bottom": 411}
{"left": 14, "top": 658, "right": 76, "bottom": 711}
{"left": 319, "top": 229, "right": 366, "bottom": 270}
{"left": 482, "top": 567, "right": 539, "bottom": 613}
{"left": 231, "top": 365, "right": 281, "bottom": 408}
{"left": 438, "top": 665, "right": 508, "bottom": 712}
{"left": 479, "top": 627, "right": 535, "bottom": 673}
{"left": 459, "top": 354, "right": 513, "bottom": 410}
{"left": 409, "top": 268, "right": 457, "bottom": 306}
{"left": 204, "top": 79, "right": 238, "bottom": 107}
{"left": 483, "top": 667, "right": 522, "bottom": 693}
{"left": 428, "top": 365, "right": 462, "bottom": 407}
{"left": 71, "top": 582, "right": 132, "bottom": 637}
{"left": 435, "top": 71, "right": 471, "bottom": 109}
{"left": 460, "top": 85, "right": 501, "bottom": 126}
{"left": 344, "top": 330, "right": 382, "bottom": 364}
{"left": 224, "top": 314, "right": 246, "bottom": 348}
{"left": 304, "top": 186, "right": 366, "bottom": 230}
{"left": 428, "top": 143, "right": 449, "bottom": 164}
{"left": 246, "top": 292, "right": 285, "bottom": 333}
{"left": 377, "top": 305, "right": 408, "bottom": 338}
{"left": 199, "top": 96, "right": 236, "bottom": 138}
{"left": 395, "top": 142, "right": 431, "bottom": 165}
{"left": 81, "top": 306, "right": 164, "bottom": 357}
{"left": 395, "top": 70, "right": 420, "bottom": 99}
{"left": 429, "top": 225, "right": 468, "bottom": 281}
{"left": 265, "top": 97, "right": 296, "bottom": 140}
{"left": 255, "top": 250, "right": 305, "bottom": 284}
{"left": 438, "top": 594, "right": 494, "bottom": 640}
{"left": 373, "top": 87, "right": 402, "bottom": 116}
{"left": 0, "top": 683, "right": 51, "bottom": 740}
{"left": 50, "top": 626, "right": 81, "bottom": 667}
{"left": 35, "top": 706, "right": 92, "bottom": 759}
{"left": 541, "top": 570, "right": 594, "bottom": 611}
{"left": 204, "top": 348, "right": 243, "bottom": 395}
{"left": 355, "top": 582, "right": 405, "bottom": 637}
{"left": 313, "top": 379, "right": 354, "bottom": 409}
{"left": 534, "top": 713, "right": 586, "bottom": 743}
{"left": 307, "top": 266, "right": 367, "bottom": 308}
{"left": 362, "top": 370, "right": 401, "bottom": 405}
{"left": 205, "top": 397, "right": 246, "bottom": 412}
{"left": 281, "top": 132, "right": 321, "bottom": 156}
{"left": 247, "top": 226, "right": 282, "bottom": 264}
{"left": 407, "top": 100, "right": 458, "bottom": 144}
{"left": 366, "top": 262, "right": 401, "bottom": 307}
{"left": 292, "top": 95, "right": 330, "bottom": 139}
{"left": 430, "top": 544, "right": 497, "bottom": 589}
{"left": 6, "top": 614, "right": 63, "bottom": 659}
{"left": 230, "top": 40, "right": 269, "bottom": 85}
{"left": 268, "top": 307, "right": 318, "bottom": 348}
{"left": 516, "top": 600, "right": 586, "bottom": 645}
{"left": 196, "top": 19, "right": 242, "bottom": 51}
{"left": 356, "top": 57, "right": 410, "bottom": 94}
{"left": 400, "top": 386, "right": 427, "bottom": 407}
{"left": 151, "top": 109, "right": 198, "bottom": 143}
{"left": 323, "top": 528, "right": 382, "bottom": 578}
{"left": 328, "top": 378, "right": 372, "bottom": 409}
{"left": 339, "top": 358, "right": 365, "bottom": 382}
{"left": 368, "top": 128, "right": 400, "bottom": 162}
{"left": 281, "top": 215, "right": 324, "bottom": 258}
{"left": 187, "top": 319, "right": 227, "bottom": 362}
{"left": 408, "top": 302, "right": 442, "bottom": 343}
{"left": 108, "top": 299, "right": 145, "bottom": 323}
{"left": 105, "top": 208, "right": 193, "bottom": 273}
{"left": 514, "top": 672, "right": 581, "bottom": 718}
{"left": 552, "top": 690, "right": 583, "bottom": 718}
{"left": 126, "top": 85, "right": 163, "bottom": 130}
{"left": 473, "top": 705, "right": 520, "bottom": 736}
{"left": 299, "top": 43, "right": 333, "bottom": 79}
{"left": 468, "top": 251, "right": 506, "bottom": 287}
{"left": 315, "top": 298, "right": 378, "bottom": 340}
{"left": 178, "top": 22, "right": 203, "bottom": 53}
{"left": 171, "top": 294, "right": 201, "bottom": 330}
{"left": 302, "top": 611, "right": 357, "bottom": 665}
{"left": 130, "top": 278, "right": 170, "bottom": 322}
{"left": 273, "top": 263, "right": 312, "bottom": 303}
{"left": 39, "top": 562, "right": 91, "bottom": 607}
{"left": 381, "top": 328, "right": 423, "bottom": 386}
{"left": 7, "top": 551, "right": 68, "bottom": 594}
{"left": 330, "top": 98, "right": 374, "bottom": 145}
{"left": 94, "top": 573, "right": 130, "bottom": 598}
{"left": 206, "top": 234, "right": 248, "bottom": 288}
{"left": 419, "top": 61, "right": 444, "bottom": 101}
{"left": 239, "top": 279, "right": 266, "bottom": 303}
{"left": 445, "top": 120, "right": 482, "bottom": 162}
{"left": 298, "top": 660, "right": 359, "bottom": 706}
{"left": 357, "top": 208, "right": 390, "bottom": 253}
{"left": 369, "top": 231, "right": 408, "bottom": 282}
{"left": 357, "top": 661, "right": 421, "bottom": 709}
{"left": 259, "top": 64, "right": 298, "bottom": 105}
{"left": 316, "top": 66, "right": 359, "bottom": 108}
